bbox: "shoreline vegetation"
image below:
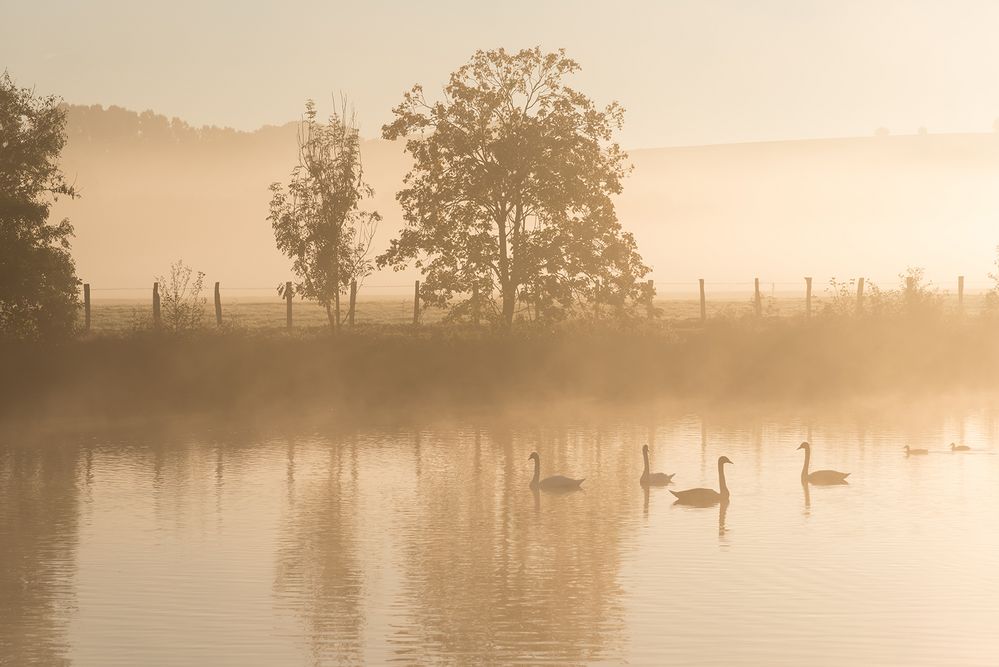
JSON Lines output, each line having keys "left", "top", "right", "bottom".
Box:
{"left": 5, "top": 309, "right": 999, "bottom": 431}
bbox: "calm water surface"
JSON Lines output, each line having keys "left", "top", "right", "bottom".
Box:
{"left": 2, "top": 405, "right": 998, "bottom": 665}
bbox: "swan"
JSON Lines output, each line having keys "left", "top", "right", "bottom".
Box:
{"left": 640, "top": 444, "right": 675, "bottom": 486}
{"left": 670, "top": 456, "right": 732, "bottom": 505}
{"left": 798, "top": 442, "right": 850, "bottom": 485}
{"left": 904, "top": 445, "right": 928, "bottom": 456}
{"left": 528, "top": 452, "right": 584, "bottom": 491}
{"left": 950, "top": 442, "right": 971, "bottom": 452}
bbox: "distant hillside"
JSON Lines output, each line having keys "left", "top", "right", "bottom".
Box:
{"left": 54, "top": 105, "right": 999, "bottom": 295}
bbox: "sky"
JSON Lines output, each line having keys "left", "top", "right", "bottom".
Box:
{"left": 6, "top": 0, "right": 999, "bottom": 148}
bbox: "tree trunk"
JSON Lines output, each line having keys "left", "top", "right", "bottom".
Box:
{"left": 334, "top": 289, "right": 341, "bottom": 331}
{"left": 502, "top": 289, "right": 516, "bottom": 329}
{"left": 324, "top": 302, "right": 335, "bottom": 330}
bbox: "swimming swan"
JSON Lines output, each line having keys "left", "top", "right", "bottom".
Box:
{"left": 904, "top": 445, "right": 928, "bottom": 456}
{"left": 528, "top": 452, "right": 584, "bottom": 491}
{"left": 641, "top": 444, "right": 675, "bottom": 486}
{"left": 798, "top": 442, "right": 850, "bottom": 485}
{"left": 950, "top": 442, "right": 971, "bottom": 452}
{"left": 670, "top": 456, "right": 732, "bottom": 505}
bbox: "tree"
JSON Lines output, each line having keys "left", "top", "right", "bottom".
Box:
{"left": 379, "top": 47, "right": 649, "bottom": 329}
{"left": 268, "top": 98, "right": 380, "bottom": 332}
{"left": 0, "top": 71, "right": 80, "bottom": 340}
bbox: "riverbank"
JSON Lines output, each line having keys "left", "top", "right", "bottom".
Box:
{"left": 4, "top": 317, "right": 999, "bottom": 431}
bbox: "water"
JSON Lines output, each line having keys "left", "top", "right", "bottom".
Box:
{"left": 2, "top": 405, "right": 998, "bottom": 665}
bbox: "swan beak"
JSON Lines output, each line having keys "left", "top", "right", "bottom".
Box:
{"left": 796, "top": 444, "right": 805, "bottom": 450}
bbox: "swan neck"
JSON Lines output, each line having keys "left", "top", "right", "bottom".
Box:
{"left": 718, "top": 459, "right": 729, "bottom": 497}
{"left": 642, "top": 449, "right": 650, "bottom": 475}
{"left": 532, "top": 457, "right": 540, "bottom": 484}
{"left": 801, "top": 447, "right": 810, "bottom": 480}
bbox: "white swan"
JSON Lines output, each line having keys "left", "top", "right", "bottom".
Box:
{"left": 640, "top": 444, "right": 675, "bottom": 486}
{"left": 904, "top": 445, "right": 928, "bottom": 456}
{"left": 950, "top": 442, "right": 971, "bottom": 452}
{"left": 670, "top": 456, "right": 732, "bottom": 505}
{"left": 798, "top": 441, "right": 850, "bottom": 485}
{"left": 528, "top": 452, "right": 584, "bottom": 491}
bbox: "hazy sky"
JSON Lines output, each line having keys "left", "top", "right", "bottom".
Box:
{"left": 6, "top": 0, "right": 999, "bottom": 147}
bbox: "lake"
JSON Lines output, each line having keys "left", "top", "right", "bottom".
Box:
{"left": 2, "top": 403, "right": 998, "bottom": 665}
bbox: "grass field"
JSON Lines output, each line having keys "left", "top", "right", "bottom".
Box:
{"left": 78, "top": 291, "right": 992, "bottom": 334}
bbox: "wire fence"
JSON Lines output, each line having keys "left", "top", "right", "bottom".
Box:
{"left": 74, "top": 273, "right": 997, "bottom": 334}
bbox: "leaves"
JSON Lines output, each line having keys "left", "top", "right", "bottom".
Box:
{"left": 0, "top": 72, "right": 80, "bottom": 340}
{"left": 378, "top": 47, "right": 648, "bottom": 327}
{"left": 268, "top": 97, "right": 379, "bottom": 330}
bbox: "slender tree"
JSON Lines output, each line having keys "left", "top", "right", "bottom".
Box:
{"left": 269, "top": 98, "right": 379, "bottom": 331}
{"left": 379, "top": 47, "right": 649, "bottom": 328}
{"left": 0, "top": 72, "right": 80, "bottom": 340}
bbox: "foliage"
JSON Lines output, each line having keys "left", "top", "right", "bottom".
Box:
{"left": 155, "top": 260, "right": 206, "bottom": 332}
{"left": 378, "top": 47, "right": 649, "bottom": 329}
{"left": 0, "top": 71, "right": 80, "bottom": 340}
{"left": 986, "top": 246, "right": 999, "bottom": 314}
{"left": 269, "top": 98, "right": 380, "bottom": 331}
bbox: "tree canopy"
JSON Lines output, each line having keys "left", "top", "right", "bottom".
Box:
{"left": 269, "top": 98, "right": 380, "bottom": 331}
{"left": 379, "top": 47, "right": 649, "bottom": 328}
{"left": 0, "top": 71, "right": 80, "bottom": 340}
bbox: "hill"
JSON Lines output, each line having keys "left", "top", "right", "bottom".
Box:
{"left": 54, "top": 105, "right": 999, "bottom": 297}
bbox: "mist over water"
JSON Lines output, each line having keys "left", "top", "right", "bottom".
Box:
{"left": 3, "top": 402, "right": 997, "bottom": 665}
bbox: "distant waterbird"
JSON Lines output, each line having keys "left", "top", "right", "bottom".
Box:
{"left": 950, "top": 442, "right": 971, "bottom": 452}
{"left": 904, "top": 445, "right": 928, "bottom": 456}
{"left": 797, "top": 442, "right": 850, "bottom": 485}
{"left": 640, "top": 444, "right": 675, "bottom": 486}
{"left": 670, "top": 456, "right": 732, "bottom": 506}
{"left": 528, "top": 452, "right": 584, "bottom": 492}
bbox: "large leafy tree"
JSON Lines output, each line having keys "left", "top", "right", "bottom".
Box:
{"left": 0, "top": 71, "right": 80, "bottom": 340}
{"left": 379, "top": 47, "right": 649, "bottom": 328}
{"left": 269, "top": 98, "right": 380, "bottom": 332}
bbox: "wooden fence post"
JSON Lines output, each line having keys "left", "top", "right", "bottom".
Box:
{"left": 413, "top": 280, "right": 421, "bottom": 327}
{"left": 153, "top": 282, "right": 161, "bottom": 328}
{"left": 754, "top": 278, "right": 762, "bottom": 318}
{"left": 958, "top": 275, "right": 965, "bottom": 315}
{"left": 83, "top": 283, "right": 91, "bottom": 332}
{"left": 214, "top": 281, "right": 222, "bottom": 326}
{"left": 472, "top": 284, "right": 480, "bottom": 326}
{"left": 647, "top": 279, "right": 655, "bottom": 318}
{"left": 856, "top": 277, "right": 865, "bottom": 316}
{"left": 349, "top": 279, "right": 357, "bottom": 327}
{"left": 805, "top": 277, "right": 812, "bottom": 319}
{"left": 699, "top": 279, "right": 706, "bottom": 322}
{"left": 285, "top": 281, "right": 293, "bottom": 329}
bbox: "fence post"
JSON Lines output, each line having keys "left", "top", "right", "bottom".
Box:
{"left": 214, "top": 281, "right": 222, "bottom": 326}
{"left": 754, "top": 278, "right": 762, "bottom": 318}
{"left": 958, "top": 275, "right": 964, "bottom": 315}
{"left": 805, "top": 277, "right": 812, "bottom": 319}
{"left": 647, "top": 279, "right": 655, "bottom": 318}
{"left": 856, "top": 277, "right": 865, "bottom": 316}
{"left": 472, "top": 284, "right": 480, "bottom": 326}
{"left": 83, "top": 283, "right": 91, "bottom": 332}
{"left": 153, "top": 282, "right": 161, "bottom": 328}
{"left": 349, "top": 279, "right": 357, "bottom": 327}
{"left": 699, "top": 279, "right": 706, "bottom": 323}
{"left": 413, "top": 280, "right": 421, "bottom": 327}
{"left": 285, "top": 281, "right": 293, "bottom": 329}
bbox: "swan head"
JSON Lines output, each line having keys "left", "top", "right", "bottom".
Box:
{"left": 528, "top": 451, "right": 540, "bottom": 462}
{"left": 642, "top": 444, "right": 649, "bottom": 454}
{"left": 718, "top": 456, "right": 733, "bottom": 466}
{"left": 797, "top": 441, "right": 810, "bottom": 451}
{"left": 903, "top": 445, "right": 910, "bottom": 452}
{"left": 949, "top": 442, "right": 956, "bottom": 450}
